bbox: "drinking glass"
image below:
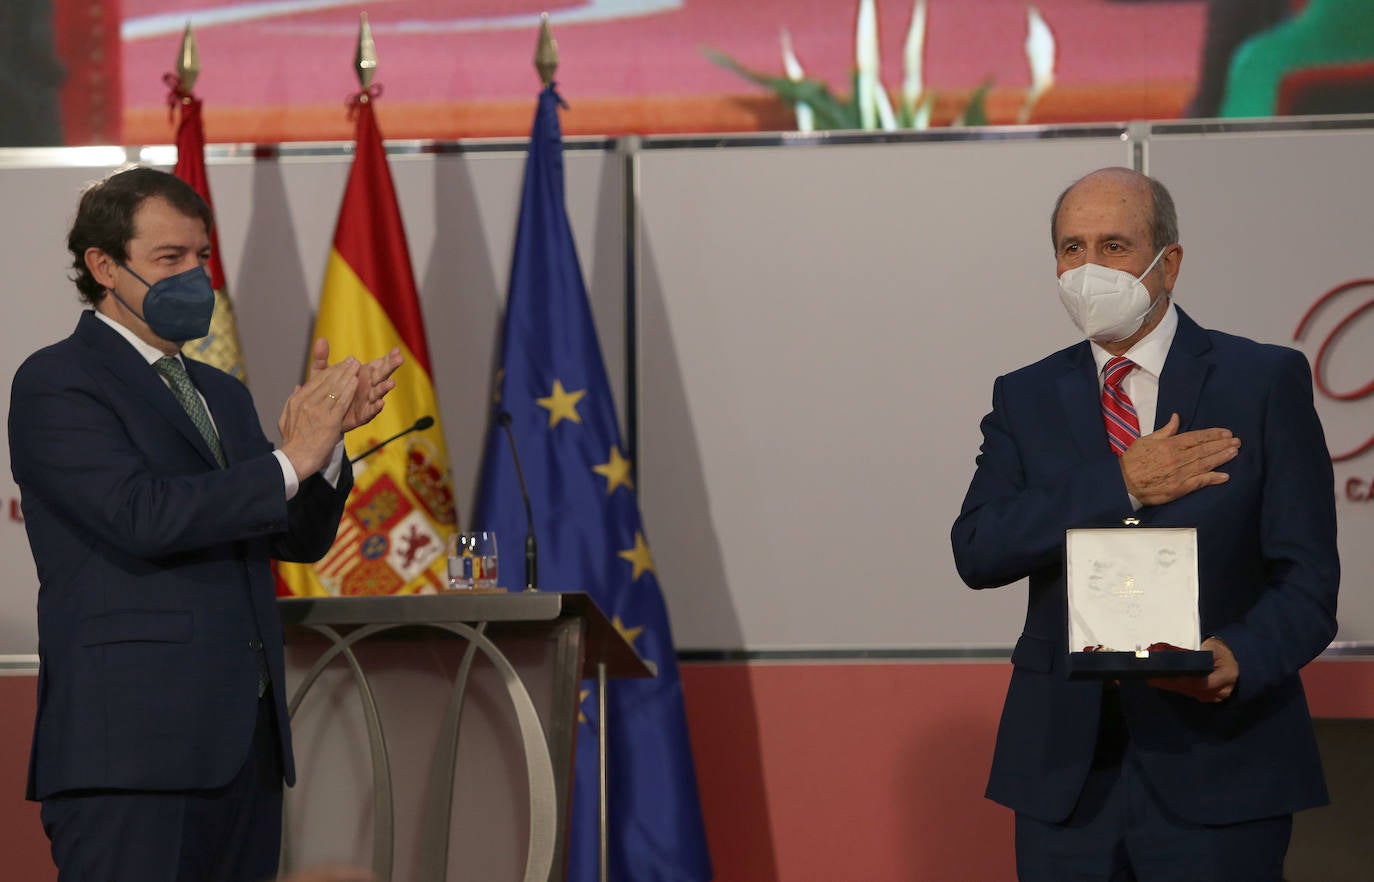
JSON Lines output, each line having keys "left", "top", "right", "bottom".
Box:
{"left": 447, "top": 531, "right": 498, "bottom": 591}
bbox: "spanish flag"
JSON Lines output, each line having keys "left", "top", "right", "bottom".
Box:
{"left": 171, "top": 77, "right": 248, "bottom": 381}
{"left": 277, "top": 96, "right": 457, "bottom": 596}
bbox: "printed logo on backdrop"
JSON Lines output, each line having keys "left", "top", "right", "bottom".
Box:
{"left": 1293, "top": 278, "right": 1374, "bottom": 502}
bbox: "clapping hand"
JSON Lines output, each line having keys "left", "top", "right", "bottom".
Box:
{"left": 309, "top": 338, "right": 404, "bottom": 433}
{"left": 277, "top": 355, "right": 360, "bottom": 478}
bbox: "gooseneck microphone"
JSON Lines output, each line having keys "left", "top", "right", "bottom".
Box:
{"left": 348, "top": 415, "right": 435, "bottom": 465}
{"left": 497, "top": 410, "right": 538, "bottom": 592}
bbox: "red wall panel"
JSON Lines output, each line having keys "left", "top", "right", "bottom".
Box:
{"left": 2, "top": 658, "right": 1372, "bottom": 880}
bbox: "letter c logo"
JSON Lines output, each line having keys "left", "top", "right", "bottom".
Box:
{"left": 1294, "top": 278, "right": 1374, "bottom": 462}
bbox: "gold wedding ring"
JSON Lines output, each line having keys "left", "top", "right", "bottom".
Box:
{"left": 327, "top": 393, "right": 337, "bottom": 400}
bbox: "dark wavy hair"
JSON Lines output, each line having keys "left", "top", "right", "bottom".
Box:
{"left": 67, "top": 167, "right": 212, "bottom": 306}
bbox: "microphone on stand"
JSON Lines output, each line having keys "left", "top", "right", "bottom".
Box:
{"left": 497, "top": 410, "right": 538, "bottom": 592}
{"left": 348, "top": 415, "right": 435, "bottom": 465}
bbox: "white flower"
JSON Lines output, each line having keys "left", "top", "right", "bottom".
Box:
{"left": 901, "top": 0, "right": 928, "bottom": 127}
{"left": 1020, "top": 5, "right": 1057, "bottom": 124}
{"left": 780, "top": 28, "right": 815, "bottom": 132}
{"left": 855, "top": 0, "right": 879, "bottom": 129}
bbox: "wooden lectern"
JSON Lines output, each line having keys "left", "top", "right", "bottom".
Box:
{"left": 277, "top": 592, "right": 651, "bottom": 882}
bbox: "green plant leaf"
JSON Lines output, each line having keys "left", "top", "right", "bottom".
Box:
{"left": 704, "top": 48, "right": 860, "bottom": 130}
{"left": 961, "top": 77, "right": 995, "bottom": 127}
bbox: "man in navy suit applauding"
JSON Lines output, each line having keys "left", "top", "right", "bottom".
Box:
{"left": 951, "top": 167, "right": 1339, "bottom": 882}
{"left": 10, "top": 166, "right": 403, "bottom": 882}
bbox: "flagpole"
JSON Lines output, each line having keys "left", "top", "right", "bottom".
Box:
{"left": 355, "top": 10, "right": 378, "bottom": 93}
{"left": 598, "top": 661, "right": 609, "bottom": 882}
{"left": 533, "top": 16, "right": 610, "bottom": 880}
{"left": 175, "top": 22, "right": 199, "bottom": 93}
{"left": 167, "top": 23, "right": 250, "bottom": 382}
{"left": 535, "top": 11, "right": 558, "bottom": 87}
{"left": 480, "top": 15, "right": 710, "bottom": 877}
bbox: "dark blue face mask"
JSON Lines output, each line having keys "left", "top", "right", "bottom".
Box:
{"left": 110, "top": 263, "right": 215, "bottom": 343}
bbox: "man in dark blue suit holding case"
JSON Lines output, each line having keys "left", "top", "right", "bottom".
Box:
{"left": 9, "top": 167, "right": 403, "bottom": 881}
{"left": 951, "top": 167, "right": 1339, "bottom": 882}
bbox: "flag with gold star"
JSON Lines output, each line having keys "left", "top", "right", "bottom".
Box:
{"left": 473, "top": 84, "right": 711, "bottom": 882}
{"left": 276, "top": 93, "right": 458, "bottom": 597}
{"left": 168, "top": 73, "right": 248, "bottom": 381}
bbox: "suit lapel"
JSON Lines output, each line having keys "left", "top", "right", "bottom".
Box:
{"left": 74, "top": 313, "right": 222, "bottom": 469}
{"left": 1056, "top": 342, "right": 1105, "bottom": 458}
{"left": 1156, "top": 308, "right": 1214, "bottom": 432}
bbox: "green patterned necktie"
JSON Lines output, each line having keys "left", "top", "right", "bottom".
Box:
{"left": 155, "top": 356, "right": 226, "bottom": 468}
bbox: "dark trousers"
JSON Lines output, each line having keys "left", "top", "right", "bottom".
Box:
{"left": 41, "top": 695, "right": 284, "bottom": 882}
{"left": 1015, "top": 688, "right": 1291, "bottom": 882}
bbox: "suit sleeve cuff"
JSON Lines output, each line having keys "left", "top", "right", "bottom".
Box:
{"left": 320, "top": 442, "right": 345, "bottom": 489}
{"left": 274, "top": 450, "right": 300, "bottom": 501}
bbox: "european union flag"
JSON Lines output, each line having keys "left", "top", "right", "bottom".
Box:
{"left": 474, "top": 85, "right": 713, "bottom": 882}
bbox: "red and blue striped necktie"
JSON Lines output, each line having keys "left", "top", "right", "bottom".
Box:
{"left": 1102, "top": 356, "right": 1140, "bottom": 456}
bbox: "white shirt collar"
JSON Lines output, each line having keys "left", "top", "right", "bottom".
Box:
{"left": 93, "top": 309, "right": 180, "bottom": 368}
{"left": 1090, "top": 299, "right": 1178, "bottom": 381}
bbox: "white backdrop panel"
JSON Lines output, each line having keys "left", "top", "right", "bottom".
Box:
{"left": 5, "top": 127, "right": 1369, "bottom": 657}
{"left": 1145, "top": 124, "right": 1374, "bottom": 643}
{"left": 0, "top": 143, "right": 625, "bottom": 655}
{"left": 636, "top": 134, "right": 1133, "bottom": 651}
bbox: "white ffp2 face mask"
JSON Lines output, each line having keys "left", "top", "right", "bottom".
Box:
{"left": 1057, "top": 247, "right": 1167, "bottom": 344}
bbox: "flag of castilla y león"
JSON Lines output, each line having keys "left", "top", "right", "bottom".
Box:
{"left": 170, "top": 79, "right": 248, "bottom": 381}
{"left": 277, "top": 95, "right": 457, "bottom": 596}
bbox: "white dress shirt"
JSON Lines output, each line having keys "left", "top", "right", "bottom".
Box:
{"left": 1089, "top": 299, "right": 1179, "bottom": 509}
